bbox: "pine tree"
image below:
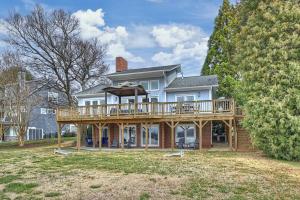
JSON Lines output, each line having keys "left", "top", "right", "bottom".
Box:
{"left": 235, "top": 0, "right": 300, "bottom": 160}
{"left": 201, "top": 0, "right": 238, "bottom": 98}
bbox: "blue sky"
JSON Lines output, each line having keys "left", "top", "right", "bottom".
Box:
{"left": 0, "top": 0, "right": 230, "bottom": 76}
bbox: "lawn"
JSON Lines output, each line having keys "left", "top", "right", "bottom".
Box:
{"left": 0, "top": 144, "right": 299, "bottom": 200}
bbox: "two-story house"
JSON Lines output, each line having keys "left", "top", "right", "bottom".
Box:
{"left": 65, "top": 57, "right": 248, "bottom": 151}
{"left": 1, "top": 71, "right": 68, "bottom": 141}
{"left": 56, "top": 57, "right": 252, "bottom": 151}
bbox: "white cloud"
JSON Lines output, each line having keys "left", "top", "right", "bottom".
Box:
{"left": 151, "top": 24, "right": 205, "bottom": 48}
{"left": 151, "top": 24, "right": 208, "bottom": 75}
{"left": 73, "top": 9, "right": 144, "bottom": 64}
{"left": 126, "top": 25, "right": 156, "bottom": 49}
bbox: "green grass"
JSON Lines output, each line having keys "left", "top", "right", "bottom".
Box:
{"left": 4, "top": 182, "right": 39, "bottom": 194}
{"left": 0, "top": 137, "right": 75, "bottom": 149}
{"left": 44, "top": 192, "right": 62, "bottom": 197}
{"left": 139, "top": 192, "right": 150, "bottom": 200}
{"left": 0, "top": 175, "right": 20, "bottom": 184}
{"left": 0, "top": 146, "right": 300, "bottom": 199}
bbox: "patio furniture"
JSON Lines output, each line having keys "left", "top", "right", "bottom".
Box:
{"left": 176, "top": 137, "right": 185, "bottom": 149}
{"left": 111, "top": 138, "right": 119, "bottom": 148}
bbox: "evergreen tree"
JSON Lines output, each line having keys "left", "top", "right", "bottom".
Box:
{"left": 235, "top": 0, "right": 300, "bottom": 160}
{"left": 201, "top": 0, "right": 238, "bottom": 98}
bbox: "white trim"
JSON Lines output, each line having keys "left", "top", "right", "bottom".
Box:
{"left": 107, "top": 66, "right": 180, "bottom": 77}
{"left": 149, "top": 80, "right": 160, "bottom": 91}
{"left": 140, "top": 124, "right": 160, "bottom": 147}
{"left": 175, "top": 94, "right": 196, "bottom": 102}
{"left": 165, "top": 85, "right": 219, "bottom": 92}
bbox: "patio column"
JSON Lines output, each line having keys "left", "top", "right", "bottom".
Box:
{"left": 199, "top": 120, "right": 202, "bottom": 150}
{"left": 98, "top": 123, "right": 102, "bottom": 150}
{"left": 229, "top": 119, "right": 233, "bottom": 150}
{"left": 145, "top": 123, "right": 149, "bottom": 151}
{"left": 171, "top": 121, "right": 174, "bottom": 151}
{"left": 77, "top": 124, "right": 81, "bottom": 151}
{"left": 161, "top": 122, "right": 165, "bottom": 149}
{"left": 57, "top": 123, "right": 62, "bottom": 149}
{"left": 121, "top": 123, "right": 124, "bottom": 150}
{"left": 92, "top": 125, "right": 95, "bottom": 148}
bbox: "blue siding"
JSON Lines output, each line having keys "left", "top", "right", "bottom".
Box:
{"left": 166, "top": 89, "right": 211, "bottom": 102}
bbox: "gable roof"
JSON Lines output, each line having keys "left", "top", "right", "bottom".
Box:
{"left": 166, "top": 75, "right": 218, "bottom": 90}
{"left": 75, "top": 84, "right": 109, "bottom": 97}
{"left": 107, "top": 64, "right": 180, "bottom": 77}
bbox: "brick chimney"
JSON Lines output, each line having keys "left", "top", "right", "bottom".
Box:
{"left": 116, "top": 57, "right": 128, "bottom": 72}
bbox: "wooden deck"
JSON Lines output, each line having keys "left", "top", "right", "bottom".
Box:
{"left": 57, "top": 99, "right": 239, "bottom": 123}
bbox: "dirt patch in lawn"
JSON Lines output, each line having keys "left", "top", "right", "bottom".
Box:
{"left": 34, "top": 170, "right": 187, "bottom": 200}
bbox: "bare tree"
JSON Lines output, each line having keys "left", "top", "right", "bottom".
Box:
{"left": 4, "top": 6, "right": 108, "bottom": 106}
{"left": 4, "top": 72, "right": 42, "bottom": 146}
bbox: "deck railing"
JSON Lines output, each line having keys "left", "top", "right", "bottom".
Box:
{"left": 57, "top": 99, "right": 235, "bottom": 121}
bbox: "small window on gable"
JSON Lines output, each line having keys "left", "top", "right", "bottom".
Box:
{"left": 140, "top": 81, "right": 149, "bottom": 90}
{"left": 47, "top": 109, "right": 56, "bottom": 114}
{"left": 150, "top": 80, "right": 159, "bottom": 90}
{"left": 41, "top": 108, "right": 47, "bottom": 114}
{"left": 48, "top": 92, "right": 58, "bottom": 103}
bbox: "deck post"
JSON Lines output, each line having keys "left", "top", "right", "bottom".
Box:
{"left": 134, "top": 88, "right": 138, "bottom": 115}
{"left": 108, "top": 124, "right": 111, "bottom": 148}
{"left": 121, "top": 123, "right": 124, "bottom": 150}
{"left": 229, "top": 119, "right": 233, "bottom": 150}
{"left": 145, "top": 123, "right": 149, "bottom": 151}
{"left": 199, "top": 120, "right": 202, "bottom": 150}
{"left": 161, "top": 122, "right": 165, "bottom": 149}
{"left": 77, "top": 124, "right": 81, "bottom": 151}
{"left": 57, "top": 123, "right": 62, "bottom": 149}
{"left": 92, "top": 124, "right": 95, "bottom": 148}
{"left": 234, "top": 120, "right": 238, "bottom": 151}
{"left": 98, "top": 123, "right": 102, "bottom": 150}
{"left": 171, "top": 121, "right": 174, "bottom": 151}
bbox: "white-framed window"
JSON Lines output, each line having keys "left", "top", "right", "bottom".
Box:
{"left": 150, "top": 96, "right": 159, "bottom": 102}
{"left": 48, "top": 92, "right": 58, "bottom": 103}
{"left": 41, "top": 108, "right": 47, "bottom": 114}
{"left": 176, "top": 95, "right": 195, "bottom": 102}
{"left": 176, "top": 124, "right": 196, "bottom": 145}
{"left": 141, "top": 124, "right": 159, "bottom": 147}
{"left": 85, "top": 101, "right": 91, "bottom": 106}
{"left": 140, "top": 81, "right": 149, "bottom": 90}
{"left": 150, "top": 80, "right": 159, "bottom": 90}
{"left": 27, "top": 127, "right": 43, "bottom": 141}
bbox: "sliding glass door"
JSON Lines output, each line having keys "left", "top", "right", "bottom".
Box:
{"left": 119, "top": 125, "right": 137, "bottom": 146}
{"left": 141, "top": 124, "right": 159, "bottom": 147}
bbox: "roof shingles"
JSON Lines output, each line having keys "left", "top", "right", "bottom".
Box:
{"left": 166, "top": 75, "right": 218, "bottom": 89}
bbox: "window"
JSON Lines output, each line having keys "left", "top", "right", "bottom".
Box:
{"left": 27, "top": 127, "right": 43, "bottom": 141}
{"left": 48, "top": 92, "right": 58, "bottom": 103}
{"left": 140, "top": 81, "right": 149, "bottom": 90}
{"left": 176, "top": 96, "right": 184, "bottom": 102}
{"left": 41, "top": 108, "right": 47, "bottom": 114}
{"left": 150, "top": 80, "right": 159, "bottom": 90}
{"left": 47, "top": 109, "right": 56, "bottom": 114}
{"left": 120, "top": 125, "right": 136, "bottom": 146}
{"left": 85, "top": 101, "right": 91, "bottom": 106}
{"left": 176, "top": 95, "right": 195, "bottom": 102}
{"left": 186, "top": 96, "right": 194, "bottom": 102}
{"left": 142, "top": 124, "right": 159, "bottom": 146}
{"left": 99, "top": 99, "right": 105, "bottom": 104}
{"left": 92, "top": 101, "right": 98, "bottom": 106}
{"left": 175, "top": 124, "right": 196, "bottom": 144}
{"left": 150, "top": 96, "right": 158, "bottom": 102}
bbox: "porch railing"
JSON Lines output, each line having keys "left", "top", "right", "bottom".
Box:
{"left": 57, "top": 99, "right": 235, "bottom": 121}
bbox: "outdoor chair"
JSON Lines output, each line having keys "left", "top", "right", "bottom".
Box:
{"left": 111, "top": 138, "right": 119, "bottom": 148}
{"left": 176, "top": 137, "right": 185, "bottom": 149}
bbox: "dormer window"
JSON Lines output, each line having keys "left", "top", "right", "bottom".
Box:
{"left": 48, "top": 92, "right": 58, "bottom": 103}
